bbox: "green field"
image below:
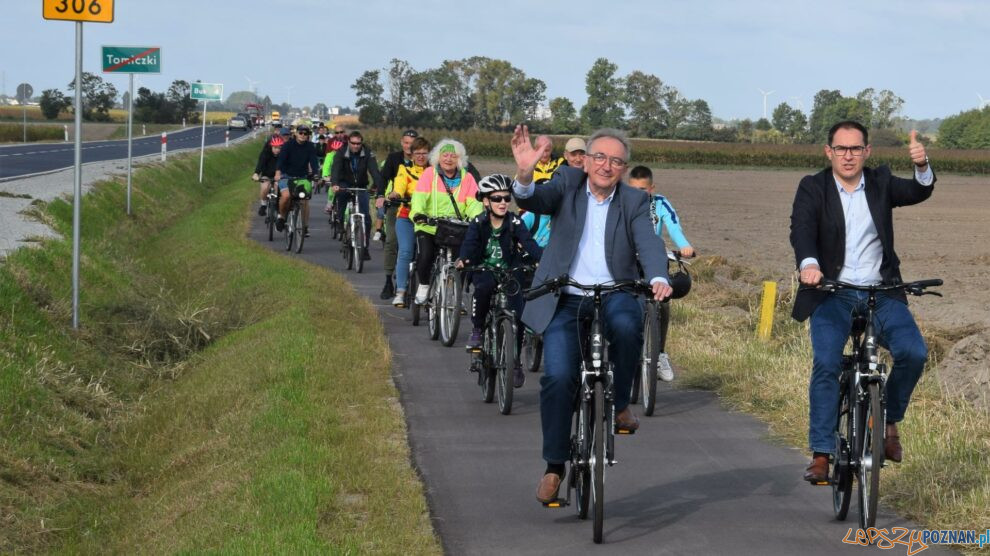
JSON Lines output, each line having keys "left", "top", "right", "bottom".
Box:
{"left": 0, "top": 143, "right": 439, "bottom": 553}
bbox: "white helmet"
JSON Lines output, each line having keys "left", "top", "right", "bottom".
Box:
{"left": 476, "top": 174, "right": 513, "bottom": 201}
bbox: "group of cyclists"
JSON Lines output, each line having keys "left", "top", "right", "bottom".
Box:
{"left": 248, "top": 118, "right": 937, "bottom": 532}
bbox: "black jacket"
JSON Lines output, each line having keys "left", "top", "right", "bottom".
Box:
{"left": 789, "top": 165, "right": 935, "bottom": 321}
{"left": 254, "top": 144, "right": 278, "bottom": 178}
{"left": 459, "top": 211, "right": 543, "bottom": 268}
{"left": 276, "top": 138, "right": 319, "bottom": 177}
{"left": 330, "top": 145, "right": 384, "bottom": 194}
{"left": 381, "top": 151, "right": 411, "bottom": 186}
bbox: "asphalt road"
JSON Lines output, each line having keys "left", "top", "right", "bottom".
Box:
{"left": 249, "top": 201, "right": 954, "bottom": 555}
{"left": 0, "top": 126, "right": 251, "bottom": 180}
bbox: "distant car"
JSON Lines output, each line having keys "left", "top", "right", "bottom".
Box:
{"left": 228, "top": 116, "right": 248, "bottom": 131}
{"left": 236, "top": 113, "right": 255, "bottom": 129}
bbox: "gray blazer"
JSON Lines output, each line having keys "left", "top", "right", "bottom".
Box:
{"left": 517, "top": 166, "right": 668, "bottom": 333}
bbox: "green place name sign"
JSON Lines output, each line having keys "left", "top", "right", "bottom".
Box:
{"left": 102, "top": 46, "right": 161, "bottom": 74}
{"left": 191, "top": 82, "right": 223, "bottom": 101}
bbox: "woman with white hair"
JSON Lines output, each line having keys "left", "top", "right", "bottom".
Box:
{"left": 409, "top": 138, "right": 484, "bottom": 304}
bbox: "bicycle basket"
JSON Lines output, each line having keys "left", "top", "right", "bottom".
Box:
{"left": 434, "top": 218, "right": 468, "bottom": 248}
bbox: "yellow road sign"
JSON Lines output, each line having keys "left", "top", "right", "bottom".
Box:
{"left": 43, "top": 0, "right": 115, "bottom": 23}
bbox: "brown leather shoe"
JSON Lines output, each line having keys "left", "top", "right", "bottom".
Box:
{"left": 615, "top": 407, "right": 640, "bottom": 432}
{"left": 803, "top": 454, "right": 830, "bottom": 484}
{"left": 885, "top": 423, "right": 903, "bottom": 463}
{"left": 536, "top": 473, "right": 562, "bottom": 504}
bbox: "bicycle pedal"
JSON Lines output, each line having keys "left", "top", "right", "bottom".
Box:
{"left": 542, "top": 498, "right": 568, "bottom": 509}
{"left": 811, "top": 480, "right": 831, "bottom": 486}
{"left": 615, "top": 428, "right": 636, "bottom": 435}
{"left": 466, "top": 347, "right": 482, "bottom": 353}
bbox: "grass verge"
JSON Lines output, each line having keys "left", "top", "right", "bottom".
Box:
{"left": 667, "top": 256, "right": 990, "bottom": 554}
{"left": 0, "top": 141, "right": 439, "bottom": 553}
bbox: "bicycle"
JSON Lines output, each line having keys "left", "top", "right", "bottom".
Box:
{"left": 325, "top": 182, "right": 341, "bottom": 241}
{"left": 631, "top": 250, "right": 691, "bottom": 416}
{"left": 336, "top": 187, "right": 369, "bottom": 273}
{"left": 283, "top": 177, "right": 311, "bottom": 254}
{"left": 415, "top": 216, "right": 468, "bottom": 346}
{"left": 525, "top": 275, "right": 654, "bottom": 544}
{"left": 464, "top": 264, "right": 533, "bottom": 415}
{"left": 261, "top": 177, "right": 278, "bottom": 242}
{"left": 815, "top": 278, "right": 942, "bottom": 531}
{"left": 521, "top": 329, "right": 543, "bottom": 373}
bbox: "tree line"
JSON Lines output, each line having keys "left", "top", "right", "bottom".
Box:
{"left": 38, "top": 73, "right": 208, "bottom": 124}
{"left": 352, "top": 57, "right": 928, "bottom": 146}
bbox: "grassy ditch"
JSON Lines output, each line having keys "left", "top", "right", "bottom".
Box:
{"left": 0, "top": 142, "right": 439, "bottom": 553}
{"left": 0, "top": 122, "right": 64, "bottom": 142}
{"left": 666, "top": 256, "right": 990, "bottom": 554}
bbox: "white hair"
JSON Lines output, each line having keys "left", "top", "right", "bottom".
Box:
{"left": 587, "top": 128, "right": 631, "bottom": 161}
{"left": 429, "top": 138, "right": 468, "bottom": 169}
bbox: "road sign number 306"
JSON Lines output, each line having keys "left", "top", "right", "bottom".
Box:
{"left": 43, "top": 0, "right": 115, "bottom": 23}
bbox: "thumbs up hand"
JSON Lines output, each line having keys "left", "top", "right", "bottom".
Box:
{"left": 908, "top": 130, "right": 928, "bottom": 168}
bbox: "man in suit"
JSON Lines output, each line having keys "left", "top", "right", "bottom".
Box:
{"left": 510, "top": 125, "right": 673, "bottom": 504}
{"left": 790, "top": 120, "right": 934, "bottom": 484}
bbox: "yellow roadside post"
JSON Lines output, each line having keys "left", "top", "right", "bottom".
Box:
{"left": 757, "top": 281, "right": 777, "bottom": 340}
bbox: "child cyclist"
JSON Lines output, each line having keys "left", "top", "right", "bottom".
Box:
{"left": 252, "top": 135, "right": 284, "bottom": 215}
{"left": 457, "top": 174, "right": 543, "bottom": 388}
{"left": 627, "top": 165, "right": 696, "bottom": 382}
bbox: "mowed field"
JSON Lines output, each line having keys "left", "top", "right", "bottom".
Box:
{"left": 473, "top": 159, "right": 990, "bottom": 332}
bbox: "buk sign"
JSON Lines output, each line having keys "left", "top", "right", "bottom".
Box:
{"left": 191, "top": 82, "right": 223, "bottom": 101}
{"left": 102, "top": 46, "right": 162, "bottom": 74}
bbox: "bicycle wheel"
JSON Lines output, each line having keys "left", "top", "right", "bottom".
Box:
{"left": 832, "top": 372, "right": 854, "bottom": 520}
{"left": 410, "top": 264, "right": 421, "bottom": 325}
{"left": 266, "top": 203, "right": 275, "bottom": 242}
{"left": 428, "top": 274, "right": 441, "bottom": 341}
{"left": 343, "top": 228, "right": 354, "bottom": 270}
{"left": 440, "top": 267, "right": 462, "bottom": 347}
{"left": 591, "top": 381, "right": 605, "bottom": 544}
{"left": 858, "top": 382, "right": 882, "bottom": 530}
{"left": 522, "top": 330, "right": 543, "bottom": 373}
{"left": 285, "top": 206, "right": 295, "bottom": 252}
{"left": 495, "top": 318, "right": 516, "bottom": 415}
{"left": 574, "top": 397, "right": 592, "bottom": 520}
{"left": 354, "top": 220, "right": 365, "bottom": 273}
{"left": 294, "top": 208, "right": 305, "bottom": 253}
{"left": 641, "top": 303, "right": 661, "bottom": 416}
{"left": 479, "top": 326, "right": 496, "bottom": 403}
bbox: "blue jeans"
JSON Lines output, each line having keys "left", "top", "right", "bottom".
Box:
{"left": 335, "top": 188, "right": 371, "bottom": 239}
{"left": 808, "top": 290, "right": 928, "bottom": 454}
{"left": 540, "top": 292, "right": 643, "bottom": 464}
{"left": 394, "top": 217, "right": 415, "bottom": 291}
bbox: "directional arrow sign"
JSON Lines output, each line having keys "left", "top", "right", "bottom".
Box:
{"left": 191, "top": 82, "right": 223, "bottom": 101}
{"left": 102, "top": 46, "right": 162, "bottom": 74}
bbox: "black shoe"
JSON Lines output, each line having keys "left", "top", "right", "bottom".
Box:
{"left": 303, "top": 226, "right": 310, "bottom": 238}
{"left": 275, "top": 217, "right": 285, "bottom": 232}
{"left": 362, "top": 248, "right": 371, "bottom": 261}
{"left": 258, "top": 204, "right": 266, "bottom": 216}
{"left": 380, "top": 278, "right": 395, "bottom": 300}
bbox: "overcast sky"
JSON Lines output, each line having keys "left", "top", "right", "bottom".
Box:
{"left": 4, "top": 0, "right": 989, "bottom": 121}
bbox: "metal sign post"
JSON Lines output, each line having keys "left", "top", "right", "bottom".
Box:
{"left": 16, "top": 83, "right": 32, "bottom": 142}
{"left": 101, "top": 45, "right": 161, "bottom": 215}
{"left": 190, "top": 82, "right": 223, "bottom": 183}
{"left": 43, "top": 0, "right": 115, "bottom": 330}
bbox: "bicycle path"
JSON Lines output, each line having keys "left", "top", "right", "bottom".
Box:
{"left": 248, "top": 202, "right": 955, "bottom": 555}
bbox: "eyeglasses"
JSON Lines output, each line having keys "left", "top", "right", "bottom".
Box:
{"left": 829, "top": 145, "right": 866, "bottom": 157}
{"left": 412, "top": 151, "right": 429, "bottom": 156}
{"left": 333, "top": 130, "right": 345, "bottom": 134}
{"left": 488, "top": 194, "right": 512, "bottom": 203}
{"left": 349, "top": 141, "right": 363, "bottom": 146}
{"left": 588, "top": 152, "right": 627, "bottom": 168}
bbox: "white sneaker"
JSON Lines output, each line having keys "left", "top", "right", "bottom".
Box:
{"left": 658, "top": 353, "right": 674, "bottom": 382}
{"left": 373, "top": 231, "right": 382, "bottom": 241}
{"left": 392, "top": 291, "right": 406, "bottom": 307}
{"left": 414, "top": 284, "right": 431, "bottom": 304}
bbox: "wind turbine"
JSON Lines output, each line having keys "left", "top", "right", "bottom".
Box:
{"left": 758, "top": 88, "right": 775, "bottom": 120}
{"left": 245, "top": 76, "right": 260, "bottom": 95}
{"left": 978, "top": 93, "right": 990, "bottom": 109}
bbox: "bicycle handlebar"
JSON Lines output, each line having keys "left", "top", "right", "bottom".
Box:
{"left": 523, "top": 275, "right": 654, "bottom": 301}
{"left": 816, "top": 278, "right": 943, "bottom": 297}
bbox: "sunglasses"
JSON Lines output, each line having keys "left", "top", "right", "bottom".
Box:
{"left": 298, "top": 130, "right": 311, "bottom": 135}
{"left": 349, "top": 141, "right": 363, "bottom": 146}
{"left": 488, "top": 194, "right": 512, "bottom": 203}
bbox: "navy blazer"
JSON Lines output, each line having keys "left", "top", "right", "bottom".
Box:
{"left": 516, "top": 166, "right": 668, "bottom": 333}
{"left": 459, "top": 211, "right": 543, "bottom": 268}
{"left": 789, "top": 165, "right": 935, "bottom": 321}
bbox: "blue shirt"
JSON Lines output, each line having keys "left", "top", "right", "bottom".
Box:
{"left": 799, "top": 165, "right": 934, "bottom": 285}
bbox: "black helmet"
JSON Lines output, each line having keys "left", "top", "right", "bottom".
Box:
{"left": 668, "top": 270, "right": 692, "bottom": 299}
